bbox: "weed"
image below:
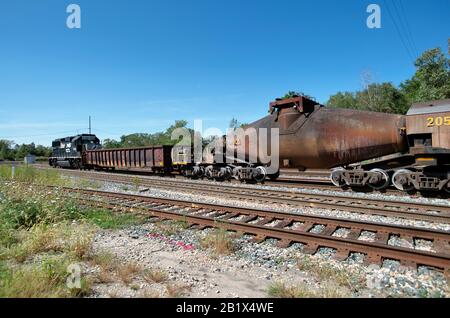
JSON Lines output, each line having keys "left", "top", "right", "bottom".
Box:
{"left": 132, "top": 177, "right": 141, "bottom": 191}
{"left": 83, "top": 209, "right": 145, "bottom": 229}
{"left": 67, "top": 229, "right": 94, "bottom": 260}
{"left": 200, "top": 228, "right": 234, "bottom": 255}
{"left": 95, "top": 269, "right": 116, "bottom": 284}
{"left": 143, "top": 268, "right": 168, "bottom": 283}
{"left": 165, "top": 283, "right": 190, "bottom": 298}
{"left": 116, "top": 262, "right": 142, "bottom": 284}
{"left": 139, "top": 289, "right": 161, "bottom": 298}
{"left": 88, "top": 251, "right": 116, "bottom": 271}
{"left": 267, "top": 281, "right": 350, "bottom": 298}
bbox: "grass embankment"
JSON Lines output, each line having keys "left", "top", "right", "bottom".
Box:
{"left": 0, "top": 166, "right": 231, "bottom": 297}
{"left": 0, "top": 164, "right": 65, "bottom": 185}
{"left": 0, "top": 167, "right": 146, "bottom": 297}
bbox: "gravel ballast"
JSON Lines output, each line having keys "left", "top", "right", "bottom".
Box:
{"left": 87, "top": 222, "right": 449, "bottom": 298}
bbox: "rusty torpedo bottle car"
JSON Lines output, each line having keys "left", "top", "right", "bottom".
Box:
{"left": 239, "top": 95, "right": 408, "bottom": 190}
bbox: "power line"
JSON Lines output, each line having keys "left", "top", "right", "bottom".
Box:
{"left": 398, "top": 0, "right": 419, "bottom": 56}
{"left": 391, "top": 0, "right": 419, "bottom": 58}
{"left": 383, "top": 0, "right": 416, "bottom": 63}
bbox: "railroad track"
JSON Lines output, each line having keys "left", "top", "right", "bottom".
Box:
{"left": 46, "top": 168, "right": 450, "bottom": 224}
{"left": 55, "top": 186, "right": 450, "bottom": 273}
{"left": 34, "top": 163, "right": 402, "bottom": 194}
{"left": 34, "top": 163, "right": 429, "bottom": 196}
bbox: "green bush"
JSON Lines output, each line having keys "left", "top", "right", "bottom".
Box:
{"left": 0, "top": 200, "right": 45, "bottom": 229}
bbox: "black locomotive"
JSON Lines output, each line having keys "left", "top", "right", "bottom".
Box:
{"left": 49, "top": 134, "right": 101, "bottom": 169}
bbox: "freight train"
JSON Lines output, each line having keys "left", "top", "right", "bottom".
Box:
{"left": 49, "top": 95, "right": 450, "bottom": 194}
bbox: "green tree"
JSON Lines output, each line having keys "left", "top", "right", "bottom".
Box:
{"left": 0, "top": 140, "right": 14, "bottom": 160}
{"left": 401, "top": 47, "right": 450, "bottom": 103}
{"left": 102, "top": 138, "right": 122, "bottom": 149}
{"left": 35, "top": 145, "right": 52, "bottom": 157}
{"left": 14, "top": 143, "right": 37, "bottom": 160}
{"left": 0, "top": 140, "right": 52, "bottom": 160}
{"left": 119, "top": 133, "right": 152, "bottom": 147}
{"left": 327, "top": 83, "right": 408, "bottom": 114}
{"left": 356, "top": 83, "right": 409, "bottom": 114}
{"left": 326, "top": 48, "right": 450, "bottom": 114}
{"left": 326, "top": 92, "right": 358, "bottom": 109}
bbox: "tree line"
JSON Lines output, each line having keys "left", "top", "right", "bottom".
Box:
{"left": 324, "top": 48, "right": 450, "bottom": 114}
{"left": 0, "top": 140, "right": 52, "bottom": 161}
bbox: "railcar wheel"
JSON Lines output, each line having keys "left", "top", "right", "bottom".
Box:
{"left": 330, "top": 168, "right": 346, "bottom": 187}
{"left": 368, "top": 168, "right": 390, "bottom": 190}
{"left": 254, "top": 166, "right": 267, "bottom": 183}
{"left": 392, "top": 169, "right": 415, "bottom": 192}
{"left": 205, "top": 166, "right": 214, "bottom": 180}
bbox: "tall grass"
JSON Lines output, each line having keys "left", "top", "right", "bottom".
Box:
{"left": 0, "top": 180, "right": 146, "bottom": 298}
{"left": 0, "top": 254, "right": 92, "bottom": 298}
{"left": 0, "top": 165, "right": 67, "bottom": 185}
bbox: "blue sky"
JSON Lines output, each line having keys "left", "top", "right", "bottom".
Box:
{"left": 0, "top": 0, "right": 449, "bottom": 145}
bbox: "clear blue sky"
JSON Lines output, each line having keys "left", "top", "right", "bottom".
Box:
{"left": 0, "top": 0, "right": 449, "bottom": 145}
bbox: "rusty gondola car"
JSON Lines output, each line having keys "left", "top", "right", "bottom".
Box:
{"left": 83, "top": 145, "right": 175, "bottom": 173}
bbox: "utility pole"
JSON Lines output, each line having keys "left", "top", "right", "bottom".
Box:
{"left": 89, "top": 116, "right": 91, "bottom": 134}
